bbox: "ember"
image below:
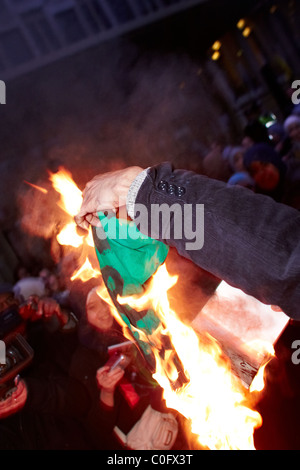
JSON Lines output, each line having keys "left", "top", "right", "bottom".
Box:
{"left": 24, "top": 181, "right": 48, "bottom": 194}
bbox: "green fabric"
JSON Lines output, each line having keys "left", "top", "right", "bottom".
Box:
{"left": 92, "top": 211, "right": 169, "bottom": 372}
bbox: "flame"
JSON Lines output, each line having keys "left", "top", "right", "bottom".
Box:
{"left": 48, "top": 166, "right": 270, "bottom": 449}
{"left": 118, "top": 264, "right": 265, "bottom": 450}
{"left": 70, "top": 257, "right": 101, "bottom": 282}
{"left": 24, "top": 180, "right": 48, "bottom": 194}
{"left": 56, "top": 222, "right": 84, "bottom": 248}
{"left": 247, "top": 341, "right": 275, "bottom": 393}
{"left": 49, "top": 167, "right": 82, "bottom": 216}
{"left": 48, "top": 167, "right": 93, "bottom": 251}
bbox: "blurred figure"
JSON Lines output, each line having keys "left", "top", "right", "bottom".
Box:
{"left": 222, "top": 146, "right": 245, "bottom": 173}
{"left": 202, "top": 142, "right": 232, "bottom": 181}
{"left": 222, "top": 145, "right": 255, "bottom": 190}
{"left": 243, "top": 143, "right": 287, "bottom": 202}
{"left": 268, "top": 122, "right": 292, "bottom": 158}
{"left": 227, "top": 171, "right": 255, "bottom": 190}
{"left": 0, "top": 283, "right": 90, "bottom": 449}
{"left": 13, "top": 276, "right": 46, "bottom": 304}
{"left": 14, "top": 264, "right": 30, "bottom": 281}
{"left": 284, "top": 115, "right": 300, "bottom": 151}
{"left": 70, "top": 284, "right": 187, "bottom": 450}
{"left": 282, "top": 115, "right": 300, "bottom": 208}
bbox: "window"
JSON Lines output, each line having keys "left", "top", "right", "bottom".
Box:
{"left": 55, "top": 8, "right": 87, "bottom": 45}
{"left": 0, "top": 28, "right": 34, "bottom": 66}
{"left": 77, "top": 0, "right": 112, "bottom": 33}
{"left": 106, "top": 0, "right": 135, "bottom": 24}
{"left": 22, "top": 10, "right": 61, "bottom": 55}
{"left": 131, "top": 0, "right": 161, "bottom": 16}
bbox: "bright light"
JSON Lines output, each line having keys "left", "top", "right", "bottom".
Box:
{"left": 243, "top": 27, "right": 252, "bottom": 38}
{"left": 212, "top": 51, "right": 220, "bottom": 61}
{"left": 212, "top": 40, "right": 221, "bottom": 51}
{"left": 237, "top": 19, "right": 246, "bottom": 30}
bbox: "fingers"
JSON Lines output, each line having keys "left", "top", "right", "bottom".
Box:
{"left": 74, "top": 211, "right": 102, "bottom": 230}
{"left": 37, "top": 298, "right": 61, "bottom": 319}
{"left": 96, "top": 365, "right": 125, "bottom": 390}
{"left": 74, "top": 166, "right": 144, "bottom": 229}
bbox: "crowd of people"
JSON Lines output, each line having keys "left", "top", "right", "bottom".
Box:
{"left": 1, "top": 101, "right": 300, "bottom": 450}
{"left": 221, "top": 105, "right": 300, "bottom": 210}
{"left": 0, "top": 258, "right": 190, "bottom": 450}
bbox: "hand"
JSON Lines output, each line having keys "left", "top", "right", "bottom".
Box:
{"left": 74, "top": 166, "right": 143, "bottom": 229}
{"left": 0, "top": 376, "right": 28, "bottom": 419}
{"left": 23, "top": 296, "right": 67, "bottom": 324}
{"left": 96, "top": 365, "right": 125, "bottom": 393}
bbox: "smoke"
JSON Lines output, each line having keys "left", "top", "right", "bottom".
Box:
{"left": 0, "top": 37, "right": 228, "bottom": 270}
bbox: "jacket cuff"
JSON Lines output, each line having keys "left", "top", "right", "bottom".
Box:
{"left": 126, "top": 168, "right": 149, "bottom": 219}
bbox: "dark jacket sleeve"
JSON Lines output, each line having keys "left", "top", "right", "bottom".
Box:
{"left": 133, "top": 162, "right": 300, "bottom": 319}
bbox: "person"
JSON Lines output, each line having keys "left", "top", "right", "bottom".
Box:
{"left": 243, "top": 143, "right": 287, "bottom": 202}
{"left": 226, "top": 171, "right": 255, "bottom": 189}
{"left": 75, "top": 163, "right": 300, "bottom": 320}
{"left": 222, "top": 145, "right": 245, "bottom": 174}
{"left": 222, "top": 145, "right": 255, "bottom": 189}
{"left": 0, "top": 283, "right": 91, "bottom": 449}
{"left": 69, "top": 284, "right": 186, "bottom": 450}
{"left": 284, "top": 115, "right": 300, "bottom": 147}
{"left": 91, "top": 362, "right": 182, "bottom": 450}
{"left": 283, "top": 115, "right": 300, "bottom": 164}
{"left": 282, "top": 115, "right": 300, "bottom": 208}
{"left": 267, "top": 122, "right": 292, "bottom": 158}
{"left": 13, "top": 275, "right": 46, "bottom": 304}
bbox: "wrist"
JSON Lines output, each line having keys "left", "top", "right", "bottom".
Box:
{"left": 100, "top": 388, "right": 115, "bottom": 407}
{"left": 126, "top": 168, "right": 149, "bottom": 219}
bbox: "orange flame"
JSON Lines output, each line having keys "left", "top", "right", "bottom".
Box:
{"left": 49, "top": 167, "right": 82, "bottom": 216}
{"left": 49, "top": 166, "right": 269, "bottom": 450}
{"left": 70, "top": 257, "right": 101, "bottom": 282}
{"left": 49, "top": 167, "right": 93, "bottom": 251}
{"left": 118, "top": 263, "right": 265, "bottom": 450}
{"left": 56, "top": 222, "right": 84, "bottom": 248}
{"left": 248, "top": 341, "right": 275, "bottom": 393}
{"left": 24, "top": 180, "right": 48, "bottom": 194}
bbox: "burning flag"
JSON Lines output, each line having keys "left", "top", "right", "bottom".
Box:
{"left": 48, "top": 166, "right": 285, "bottom": 450}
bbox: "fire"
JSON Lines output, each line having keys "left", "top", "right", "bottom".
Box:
{"left": 70, "top": 257, "right": 101, "bottom": 282}
{"left": 247, "top": 341, "right": 275, "bottom": 393}
{"left": 49, "top": 167, "right": 82, "bottom": 216}
{"left": 48, "top": 167, "right": 93, "bottom": 249}
{"left": 24, "top": 180, "right": 48, "bottom": 194}
{"left": 48, "top": 166, "right": 269, "bottom": 450}
{"left": 118, "top": 264, "right": 265, "bottom": 450}
{"left": 56, "top": 222, "right": 84, "bottom": 248}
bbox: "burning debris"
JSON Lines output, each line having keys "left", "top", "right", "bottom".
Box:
{"left": 22, "top": 166, "right": 288, "bottom": 450}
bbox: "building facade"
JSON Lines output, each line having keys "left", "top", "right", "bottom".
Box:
{"left": 0, "top": 0, "right": 206, "bottom": 80}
